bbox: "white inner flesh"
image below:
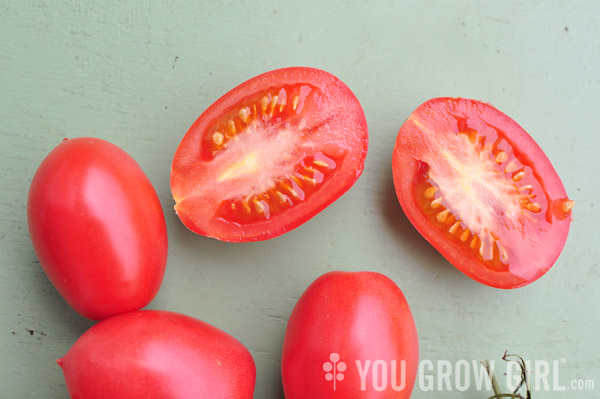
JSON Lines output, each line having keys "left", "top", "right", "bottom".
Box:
{"left": 431, "top": 134, "right": 522, "bottom": 228}
{"left": 413, "top": 118, "right": 526, "bottom": 260}
{"left": 210, "top": 117, "right": 311, "bottom": 198}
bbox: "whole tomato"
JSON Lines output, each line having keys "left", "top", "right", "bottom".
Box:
{"left": 27, "top": 137, "right": 168, "bottom": 320}
{"left": 58, "top": 310, "right": 256, "bottom": 399}
{"left": 282, "top": 271, "right": 419, "bottom": 398}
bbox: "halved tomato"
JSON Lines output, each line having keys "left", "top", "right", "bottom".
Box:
{"left": 171, "top": 67, "right": 368, "bottom": 242}
{"left": 393, "top": 98, "right": 573, "bottom": 289}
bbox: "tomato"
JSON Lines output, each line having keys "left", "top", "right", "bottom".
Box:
{"left": 58, "top": 310, "right": 256, "bottom": 399}
{"left": 393, "top": 98, "right": 573, "bottom": 289}
{"left": 170, "top": 67, "right": 368, "bottom": 242}
{"left": 281, "top": 271, "right": 419, "bottom": 398}
{"left": 27, "top": 138, "right": 168, "bottom": 320}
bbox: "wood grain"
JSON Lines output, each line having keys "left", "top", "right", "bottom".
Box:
{"left": 1, "top": 1, "right": 599, "bottom": 397}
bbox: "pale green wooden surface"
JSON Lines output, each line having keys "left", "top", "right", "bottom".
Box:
{"left": 1, "top": 1, "right": 599, "bottom": 397}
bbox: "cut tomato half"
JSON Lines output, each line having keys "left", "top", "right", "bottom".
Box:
{"left": 171, "top": 67, "right": 368, "bottom": 242}
{"left": 393, "top": 98, "right": 573, "bottom": 289}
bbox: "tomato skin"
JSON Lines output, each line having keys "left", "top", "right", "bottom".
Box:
{"left": 58, "top": 310, "right": 256, "bottom": 399}
{"left": 27, "top": 137, "right": 168, "bottom": 320}
{"left": 171, "top": 67, "right": 368, "bottom": 242}
{"left": 282, "top": 271, "right": 419, "bottom": 399}
{"left": 393, "top": 98, "right": 572, "bottom": 289}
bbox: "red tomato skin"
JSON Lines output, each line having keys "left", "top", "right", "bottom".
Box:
{"left": 282, "top": 271, "right": 419, "bottom": 399}
{"left": 171, "top": 67, "right": 368, "bottom": 242}
{"left": 393, "top": 98, "right": 572, "bottom": 289}
{"left": 58, "top": 310, "right": 256, "bottom": 399}
{"left": 27, "top": 137, "right": 168, "bottom": 320}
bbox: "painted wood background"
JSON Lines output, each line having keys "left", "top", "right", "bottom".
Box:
{"left": 1, "top": 1, "right": 598, "bottom": 397}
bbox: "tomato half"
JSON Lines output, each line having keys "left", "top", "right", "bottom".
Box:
{"left": 282, "top": 271, "right": 419, "bottom": 399}
{"left": 393, "top": 98, "right": 573, "bottom": 289}
{"left": 170, "top": 67, "right": 368, "bottom": 242}
{"left": 27, "top": 138, "right": 168, "bottom": 320}
{"left": 58, "top": 310, "right": 256, "bottom": 399}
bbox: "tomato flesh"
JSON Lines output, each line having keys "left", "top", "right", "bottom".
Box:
{"left": 171, "top": 68, "right": 368, "bottom": 242}
{"left": 393, "top": 98, "right": 573, "bottom": 289}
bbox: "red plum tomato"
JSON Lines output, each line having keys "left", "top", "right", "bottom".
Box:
{"left": 282, "top": 271, "right": 419, "bottom": 399}
{"left": 58, "top": 310, "right": 256, "bottom": 399}
{"left": 27, "top": 137, "right": 168, "bottom": 320}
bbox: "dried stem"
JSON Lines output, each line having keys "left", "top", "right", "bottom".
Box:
{"left": 485, "top": 351, "right": 532, "bottom": 399}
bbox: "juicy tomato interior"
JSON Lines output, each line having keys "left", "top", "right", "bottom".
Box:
{"left": 171, "top": 68, "right": 368, "bottom": 242}
{"left": 393, "top": 98, "right": 573, "bottom": 288}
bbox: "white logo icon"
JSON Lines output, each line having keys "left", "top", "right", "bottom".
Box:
{"left": 323, "top": 353, "right": 347, "bottom": 391}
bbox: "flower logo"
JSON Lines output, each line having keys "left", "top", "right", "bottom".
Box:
{"left": 323, "top": 353, "right": 347, "bottom": 391}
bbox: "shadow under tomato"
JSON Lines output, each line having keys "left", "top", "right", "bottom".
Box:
{"left": 27, "top": 252, "right": 95, "bottom": 342}
{"left": 165, "top": 209, "right": 286, "bottom": 399}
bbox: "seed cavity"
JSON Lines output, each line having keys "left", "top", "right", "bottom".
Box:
{"left": 495, "top": 151, "right": 508, "bottom": 163}
{"left": 269, "top": 96, "right": 278, "bottom": 116}
{"left": 512, "top": 171, "right": 525, "bottom": 181}
{"left": 300, "top": 174, "right": 317, "bottom": 185}
{"left": 416, "top": 124, "right": 566, "bottom": 269}
{"left": 505, "top": 160, "right": 520, "bottom": 173}
{"left": 238, "top": 107, "right": 250, "bottom": 123}
{"left": 436, "top": 209, "right": 450, "bottom": 223}
{"left": 498, "top": 243, "right": 509, "bottom": 263}
{"left": 469, "top": 235, "right": 478, "bottom": 249}
{"left": 424, "top": 186, "right": 436, "bottom": 199}
{"left": 215, "top": 152, "right": 340, "bottom": 224}
{"left": 274, "top": 190, "right": 287, "bottom": 204}
{"left": 260, "top": 96, "right": 269, "bottom": 113}
{"left": 242, "top": 201, "right": 251, "bottom": 215}
{"left": 201, "top": 84, "right": 317, "bottom": 160}
{"left": 460, "top": 229, "right": 470, "bottom": 242}
{"left": 449, "top": 221, "right": 460, "bottom": 234}
{"left": 213, "top": 132, "right": 224, "bottom": 146}
{"left": 431, "top": 197, "right": 443, "bottom": 209}
{"left": 421, "top": 164, "right": 540, "bottom": 266}
{"left": 227, "top": 120, "right": 236, "bottom": 135}
{"left": 252, "top": 198, "right": 265, "bottom": 214}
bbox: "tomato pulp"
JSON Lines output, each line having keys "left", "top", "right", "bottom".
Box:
{"left": 282, "top": 271, "right": 419, "bottom": 398}
{"left": 27, "top": 138, "right": 168, "bottom": 320}
{"left": 171, "top": 67, "right": 368, "bottom": 242}
{"left": 58, "top": 310, "right": 256, "bottom": 399}
{"left": 393, "top": 98, "right": 573, "bottom": 288}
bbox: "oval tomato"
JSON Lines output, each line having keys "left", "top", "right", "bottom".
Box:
{"left": 281, "top": 271, "right": 419, "bottom": 399}
{"left": 27, "top": 137, "right": 168, "bottom": 320}
{"left": 58, "top": 310, "right": 256, "bottom": 399}
{"left": 393, "top": 98, "right": 573, "bottom": 289}
{"left": 171, "top": 67, "right": 368, "bottom": 242}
